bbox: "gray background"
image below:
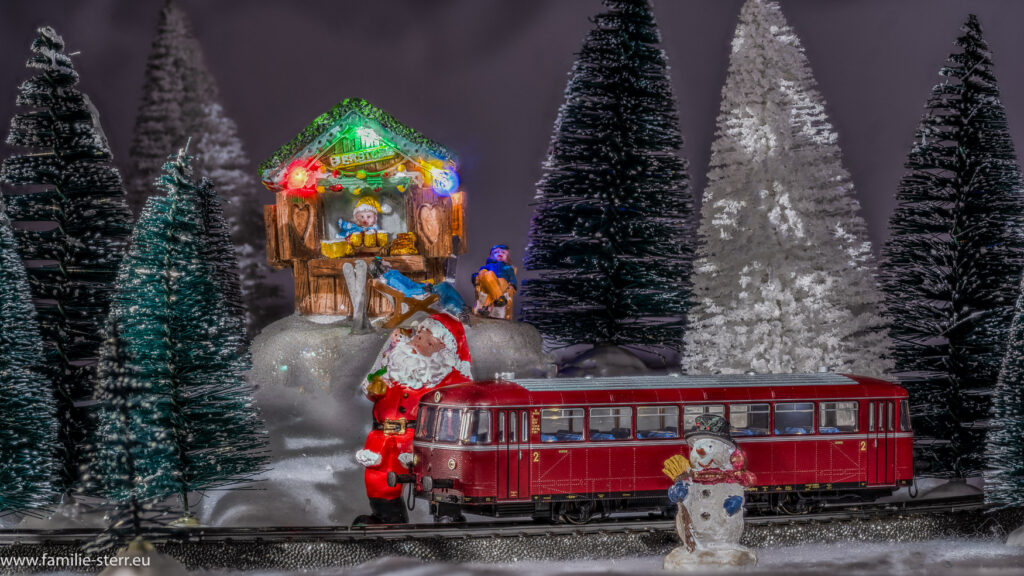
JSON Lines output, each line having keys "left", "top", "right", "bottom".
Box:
{"left": 2, "top": 0, "right": 1023, "bottom": 324}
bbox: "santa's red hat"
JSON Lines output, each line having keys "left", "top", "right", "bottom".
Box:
{"left": 418, "top": 313, "right": 472, "bottom": 380}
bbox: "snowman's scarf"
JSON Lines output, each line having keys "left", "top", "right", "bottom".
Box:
{"left": 688, "top": 449, "right": 757, "bottom": 487}
{"left": 691, "top": 467, "right": 756, "bottom": 486}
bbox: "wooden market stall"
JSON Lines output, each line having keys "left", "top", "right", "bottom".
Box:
{"left": 261, "top": 98, "right": 467, "bottom": 320}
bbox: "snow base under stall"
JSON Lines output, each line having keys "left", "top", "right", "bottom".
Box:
{"left": 557, "top": 344, "right": 655, "bottom": 378}
{"left": 1008, "top": 524, "right": 1024, "bottom": 547}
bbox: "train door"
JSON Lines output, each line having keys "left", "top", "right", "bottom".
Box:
{"left": 867, "top": 401, "right": 877, "bottom": 484}
{"left": 497, "top": 412, "right": 508, "bottom": 499}
{"left": 497, "top": 410, "right": 526, "bottom": 500}
{"left": 519, "top": 411, "right": 530, "bottom": 499}
{"left": 867, "top": 400, "right": 895, "bottom": 485}
{"left": 882, "top": 401, "right": 895, "bottom": 484}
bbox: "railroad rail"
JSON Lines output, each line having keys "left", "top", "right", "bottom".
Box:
{"left": 0, "top": 494, "right": 986, "bottom": 546}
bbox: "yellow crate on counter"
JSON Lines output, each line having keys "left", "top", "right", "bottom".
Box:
{"left": 321, "top": 239, "right": 354, "bottom": 259}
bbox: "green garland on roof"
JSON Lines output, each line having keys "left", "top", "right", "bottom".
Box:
{"left": 258, "top": 98, "right": 456, "bottom": 181}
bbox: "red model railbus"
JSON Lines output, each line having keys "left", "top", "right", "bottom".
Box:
{"left": 398, "top": 373, "right": 913, "bottom": 522}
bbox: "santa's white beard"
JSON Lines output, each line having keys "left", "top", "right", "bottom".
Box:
{"left": 384, "top": 340, "right": 458, "bottom": 389}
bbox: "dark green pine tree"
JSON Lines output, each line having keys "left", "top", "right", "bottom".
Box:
{"left": 520, "top": 0, "right": 695, "bottom": 350}
{"left": 127, "top": 0, "right": 213, "bottom": 216}
{"left": 879, "top": 15, "right": 1024, "bottom": 477}
{"left": 81, "top": 326, "right": 174, "bottom": 553}
{"left": 196, "top": 177, "right": 247, "bottom": 331}
{"left": 130, "top": 0, "right": 282, "bottom": 337}
{"left": 83, "top": 151, "right": 267, "bottom": 513}
{"left": 0, "top": 199, "right": 60, "bottom": 513}
{"left": 0, "top": 27, "right": 133, "bottom": 491}
{"left": 986, "top": 274, "right": 1024, "bottom": 507}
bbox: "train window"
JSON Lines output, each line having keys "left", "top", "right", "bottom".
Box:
{"left": 774, "top": 402, "right": 814, "bottom": 435}
{"left": 888, "top": 402, "right": 895, "bottom": 432}
{"left": 899, "top": 401, "right": 912, "bottom": 432}
{"left": 637, "top": 406, "right": 680, "bottom": 439}
{"left": 463, "top": 410, "right": 491, "bottom": 444}
{"left": 868, "top": 402, "right": 874, "bottom": 431}
{"left": 819, "top": 401, "right": 858, "bottom": 433}
{"left": 540, "top": 408, "right": 585, "bottom": 442}
{"left": 497, "top": 412, "right": 506, "bottom": 443}
{"left": 683, "top": 405, "right": 725, "bottom": 432}
{"left": 416, "top": 405, "right": 437, "bottom": 441}
{"left": 729, "top": 404, "right": 770, "bottom": 436}
{"left": 437, "top": 408, "right": 464, "bottom": 443}
{"left": 589, "top": 407, "right": 633, "bottom": 441}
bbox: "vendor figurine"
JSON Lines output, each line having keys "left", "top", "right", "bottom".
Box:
{"left": 338, "top": 197, "right": 391, "bottom": 248}
{"left": 472, "top": 244, "right": 517, "bottom": 319}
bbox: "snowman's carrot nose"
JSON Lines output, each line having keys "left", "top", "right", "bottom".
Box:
{"left": 696, "top": 448, "right": 706, "bottom": 456}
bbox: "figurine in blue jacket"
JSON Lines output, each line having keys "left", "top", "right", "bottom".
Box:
{"left": 662, "top": 414, "right": 758, "bottom": 569}
{"left": 472, "top": 244, "right": 518, "bottom": 319}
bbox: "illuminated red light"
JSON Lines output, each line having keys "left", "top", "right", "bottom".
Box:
{"left": 281, "top": 160, "right": 321, "bottom": 197}
{"left": 287, "top": 166, "right": 312, "bottom": 189}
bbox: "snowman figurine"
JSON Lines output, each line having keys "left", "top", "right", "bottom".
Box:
{"left": 662, "top": 413, "right": 757, "bottom": 571}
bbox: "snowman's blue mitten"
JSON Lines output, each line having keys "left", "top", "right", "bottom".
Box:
{"left": 723, "top": 495, "right": 744, "bottom": 516}
{"left": 668, "top": 481, "right": 689, "bottom": 503}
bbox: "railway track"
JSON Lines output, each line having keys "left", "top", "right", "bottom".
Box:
{"left": 0, "top": 495, "right": 986, "bottom": 546}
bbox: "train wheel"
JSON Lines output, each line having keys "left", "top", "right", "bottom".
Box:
{"left": 775, "top": 492, "right": 822, "bottom": 515}
{"left": 560, "top": 501, "right": 594, "bottom": 525}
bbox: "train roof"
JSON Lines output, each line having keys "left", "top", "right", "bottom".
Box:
{"left": 517, "top": 372, "right": 855, "bottom": 390}
{"left": 425, "top": 373, "right": 906, "bottom": 407}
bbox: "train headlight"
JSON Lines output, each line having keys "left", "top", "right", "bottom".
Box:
{"left": 448, "top": 457, "right": 457, "bottom": 471}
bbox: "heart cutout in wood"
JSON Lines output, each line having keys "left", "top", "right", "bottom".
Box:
{"left": 291, "top": 203, "right": 311, "bottom": 238}
{"left": 418, "top": 204, "right": 442, "bottom": 246}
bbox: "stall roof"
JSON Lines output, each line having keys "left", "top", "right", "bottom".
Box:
{"left": 258, "top": 98, "right": 458, "bottom": 190}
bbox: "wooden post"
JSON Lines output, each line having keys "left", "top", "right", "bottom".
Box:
{"left": 294, "top": 260, "right": 312, "bottom": 315}
{"left": 450, "top": 191, "right": 467, "bottom": 255}
{"left": 264, "top": 205, "right": 288, "bottom": 269}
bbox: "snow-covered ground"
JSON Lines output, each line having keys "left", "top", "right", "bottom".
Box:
{"left": 171, "top": 538, "right": 1022, "bottom": 576}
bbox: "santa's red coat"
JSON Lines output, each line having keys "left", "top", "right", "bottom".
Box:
{"left": 362, "top": 370, "right": 470, "bottom": 500}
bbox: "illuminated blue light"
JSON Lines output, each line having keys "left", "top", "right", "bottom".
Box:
{"left": 431, "top": 168, "right": 459, "bottom": 196}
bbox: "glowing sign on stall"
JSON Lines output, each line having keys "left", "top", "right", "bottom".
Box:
{"left": 325, "top": 125, "right": 398, "bottom": 169}
{"left": 356, "top": 127, "right": 382, "bottom": 148}
{"left": 329, "top": 146, "right": 397, "bottom": 169}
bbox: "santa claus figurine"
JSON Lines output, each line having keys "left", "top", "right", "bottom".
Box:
{"left": 354, "top": 312, "right": 473, "bottom": 524}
